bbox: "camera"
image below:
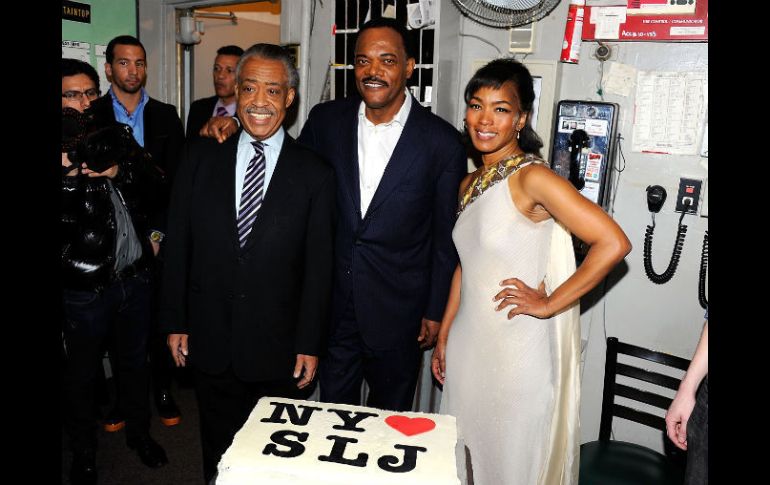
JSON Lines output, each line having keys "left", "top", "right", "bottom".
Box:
{"left": 62, "top": 107, "right": 136, "bottom": 173}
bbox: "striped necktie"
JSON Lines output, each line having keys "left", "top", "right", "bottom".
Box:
{"left": 237, "top": 141, "right": 266, "bottom": 247}
{"left": 215, "top": 106, "right": 228, "bottom": 117}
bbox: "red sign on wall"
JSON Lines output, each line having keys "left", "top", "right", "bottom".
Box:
{"left": 582, "top": 0, "right": 707, "bottom": 42}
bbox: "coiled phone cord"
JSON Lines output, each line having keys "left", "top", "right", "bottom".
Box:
{"left": 643, "top": 208, "right": 688, "bottom": 284}
{"left": 698, "top": 231, "right": 708, "bottom": 309}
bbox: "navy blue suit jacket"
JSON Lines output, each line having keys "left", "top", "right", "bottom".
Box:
{"left": 298, "top": 95, "right": 466, "bottom": 351}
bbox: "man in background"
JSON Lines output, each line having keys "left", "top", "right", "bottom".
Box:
{"left": 89, "top": 34, "right": 186, "bottom": 431}
{"left": 186, "top": 45, "right": 244, "bottom": 140}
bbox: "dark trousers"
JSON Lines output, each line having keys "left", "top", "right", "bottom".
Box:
{"left": 194, "top": 366, "right": 312, "bottom": 484}
{"left": 62, "top": 271, "right": 153, "bottom": 453}
{"left": 107, "top": 264, "right": 177, "bottom": 408}
{"left": 685, "top": 375, "right": 708, "bottom": 485}
{"left": 319, "top": 298, "right": 421, "bottom": 412}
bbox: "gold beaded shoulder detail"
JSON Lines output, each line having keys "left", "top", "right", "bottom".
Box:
{"left": 457, "top": 153, "right": 546, "bottom": 216}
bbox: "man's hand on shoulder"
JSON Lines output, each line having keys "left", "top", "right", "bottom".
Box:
{"left": 199, "top": 116, "right": 239, "bottom": 143}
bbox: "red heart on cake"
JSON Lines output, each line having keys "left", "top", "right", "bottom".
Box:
{"left": 384, "top": 415, "right": 436, "bottom": 436}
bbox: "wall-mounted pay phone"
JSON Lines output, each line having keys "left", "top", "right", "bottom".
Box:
{"left": 550, "top": 100, "right": 620, "bottom": 263}
{"left": 550, "top": 100, "right": 620, "bottom": 210}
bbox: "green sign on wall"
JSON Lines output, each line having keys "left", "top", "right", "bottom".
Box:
{"left": 62, "top": 1, "right": 92, "bottom": 23}
{"left": 62, "top": 0, "right": 136, "bottom": 69}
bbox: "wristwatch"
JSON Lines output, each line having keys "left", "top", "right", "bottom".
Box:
{"left": 149, "top": 230, "right": 165, "bottom": 243}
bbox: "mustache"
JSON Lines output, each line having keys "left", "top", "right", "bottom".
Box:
{"left": 245, "top": 106, "right": 275, "bottom": 116}
{"left": 361, "top": 76, "right": 389, "bottom": 87}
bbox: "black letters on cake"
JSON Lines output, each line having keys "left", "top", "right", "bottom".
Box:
{"left": 318, "top": 435, "right": 368, "bottom": 467}
{"left": 259, "top": 404, "right": 430, "bottom": 473}
{"left": 326, "top": 408, "right": 379, "bottom": 432}
{"left": 377, "top": 444, "right": 427, "bottom": 473}
{"left": 262, "top": 430, "right": 309, "bottom": 458}
{"left": 260, "top": 401, "right": 322, "bottom": 425}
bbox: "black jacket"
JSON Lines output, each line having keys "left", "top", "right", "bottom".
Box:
{"left": 89, "top": 93, "right": 185, "bottom": 234}
{"left": 61, "top": 119, "right": 166, "bottom": 292}
{"left": 160, "top": 133, "right": 335, "bottom": 382}
{"left": 185, "top": 95, "right": 218, "bottom": 140}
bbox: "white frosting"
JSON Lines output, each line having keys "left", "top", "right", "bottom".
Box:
{"left": 217, "top": 397, "right": 460, "bottom": 485}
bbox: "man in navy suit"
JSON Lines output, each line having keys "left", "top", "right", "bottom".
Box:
{"left": 161, "top": 43, "right": 335, "bottom": 483}
{"left": 186, "top": 45, "right": 244, "bottom": 140}
{"left": 298, "top": 17, "right": 466, "bottom": 411}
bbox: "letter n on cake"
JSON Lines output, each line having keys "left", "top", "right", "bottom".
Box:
{"left": 217, "top": 396, "right": 461, "bottom": 484}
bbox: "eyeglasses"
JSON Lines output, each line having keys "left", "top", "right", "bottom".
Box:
{"left": 62, "top": 89, "right": 100, "bottom": 101}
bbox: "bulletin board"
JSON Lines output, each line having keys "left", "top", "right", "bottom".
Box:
{"left": 62, "top": 0, "right": 137, "bottom": 89}
{"left": 582, "top": 0, "right": 708, "bottom": 42}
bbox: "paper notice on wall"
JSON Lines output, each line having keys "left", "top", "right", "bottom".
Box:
{"left": 531, "top": 76, "right": 542, "bottom": 130}
{"left": 632, "top": 70, "right": 708, "bottom": 155}
{"left": 95, "top": 45, "right": 108, "bottom": 97}
{"left": 603, "top": 62, "right": 636, "bottom": 97}
{"left": 589, "top": 6, "right": 626, "bottom": 39}
{"left": 62, "top": 40, "right": 90, "bottom": 62}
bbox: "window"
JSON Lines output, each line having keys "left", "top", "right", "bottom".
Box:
{"left": 332, "top": 0, "right": 435, "bottom": 107}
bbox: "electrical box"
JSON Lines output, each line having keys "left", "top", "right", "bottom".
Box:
{"left": 675, "top": 177, "right": 702, "bottom": 214}
{"left": 509, "top": 24, "right": 536, "bottom": 53}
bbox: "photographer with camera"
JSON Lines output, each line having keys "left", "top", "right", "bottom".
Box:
{"left": 62, "top": 58, "right": 169, "bottom": 485}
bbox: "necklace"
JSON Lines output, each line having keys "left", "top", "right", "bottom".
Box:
{"left": 458, "top": 153, "right": 536, "bottom": 216}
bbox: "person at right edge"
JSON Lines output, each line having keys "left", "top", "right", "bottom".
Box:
{"left": 431, "top": 58, "right": 631, "bottom": 485}
{"left": 666, "top": 310, "right": 708, "bottom": 484}
{"left": 297, "top": 17, "right": 467, "bottom": 412}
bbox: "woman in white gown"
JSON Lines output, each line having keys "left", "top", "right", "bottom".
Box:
{"left": 431, "top": 59, "right": 631, "bottom": 485}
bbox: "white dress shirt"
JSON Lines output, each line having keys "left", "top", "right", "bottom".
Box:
{"left": 235, "top": 127, "right": 284, "bottom": 214}
{"left": 357, "top": 89, "right": 412, "bottom": 216}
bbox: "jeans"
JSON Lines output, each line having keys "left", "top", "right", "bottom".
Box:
{"left": 62, "top": 270, "right": 153, "bottom": 452}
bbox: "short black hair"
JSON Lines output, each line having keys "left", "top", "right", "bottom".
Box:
{"left": 217, "top": 45, "right": 244, "bottom": 57}
{"left": 465, "top": 58, "right": 543, "bottom": 156}
{"left": 61, "top": 58, "right": 100, "bottom": 92}
{"left": 357, "top": 17, "right": 415, "bottom": 59}
{"left": 237, "top": 43, "right": 299, "bottom": 90}
{"left": 106, "top": 35, "right": 146, "bottom": 64}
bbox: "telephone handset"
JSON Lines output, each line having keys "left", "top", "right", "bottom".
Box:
{"left": 567, "top": 129, "right": 590, "bottom": 191}
{"left": 642, "top": 185, "right": 689, "bottom": 284}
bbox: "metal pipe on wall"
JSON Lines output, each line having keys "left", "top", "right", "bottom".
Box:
{"left": 298, "top": 0, "right": 312, "bottom": 131}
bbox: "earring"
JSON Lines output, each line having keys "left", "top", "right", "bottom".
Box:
{"left": 516, "top": 129, "right": 520, "bottom": 140}
{"left": 462, "top": 119, "right": 467, "bottom": 131}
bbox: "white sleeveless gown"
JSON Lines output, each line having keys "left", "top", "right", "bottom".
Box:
{"left": 441, "top": 167, "right": 580, "bottom": 485}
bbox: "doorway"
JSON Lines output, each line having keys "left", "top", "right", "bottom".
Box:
{"left": 190, "top": 2, "right": 280, "bottom": 101}
{"left": 179, "top": 1, "right": 281, "bottom": 130}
